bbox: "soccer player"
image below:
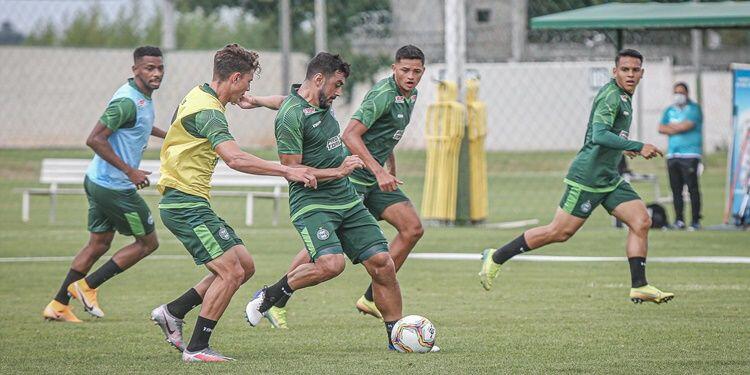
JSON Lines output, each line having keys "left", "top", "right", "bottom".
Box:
{"left": 149, "top": 44, "right": 315, "bottom": 362}
{"left": 244, "top": 52, "right": 406, "bottom": 351}
{"left": 43, "top": 46, "right": 167, "bottom": 322}
{"left": 479, "top": 49, "right": 675, "bottom": 304}
{"left": 258, "top": 45, "right": 427, "bottom": 328}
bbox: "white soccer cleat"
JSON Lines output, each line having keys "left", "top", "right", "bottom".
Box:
{"left": 150, "top": 304, "right": 185, "bottom": 352}
{"left": 182, "top": 347, "right": 234, "bottom": 362}
{"left": 244, "top": 289, "right": 266, "bottom": 327}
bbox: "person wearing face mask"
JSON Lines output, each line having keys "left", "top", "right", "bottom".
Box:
{"left": 658, "top": 82, "right": 703, "bottom": 230}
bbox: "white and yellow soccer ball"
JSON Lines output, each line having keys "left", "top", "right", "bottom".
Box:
{"left": 390, "top": 315, "right": 436, "bottom": 353}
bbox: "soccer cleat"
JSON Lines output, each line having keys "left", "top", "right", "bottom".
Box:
{"left": 150, "top": 304, "right": 186, "bottom": 352}
{"left": 355, "top": 296, "right": 383, "bottom": 320}
{"left": 478, "top": 248, "right": 501, "bottom": 291}
{"left": 67, "top": 279, "right": 104, "bottom": 318}
{"left": 264, "top": 306, "right": 288, "bottom": 329}
{"left": 43, "top": 300, "right": 82, "bottom": 323}
{"left": 182, "top": 347, "right": 234, "bottom": 362}
{"left": 630, "top": 284, "right": 675, "bottom": 304}
{"left": 245, "top": 288, "right": 267, "bottom": 327}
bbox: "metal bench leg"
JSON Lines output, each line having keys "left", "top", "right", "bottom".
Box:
{"left": 245, "top": 193, "right": 254, "bottom": 226}
{"left": 272, "top": 186, "right": 281, "bottom": 227}
{"left": 22, "top": 191, "right": 30, "bottom": 222}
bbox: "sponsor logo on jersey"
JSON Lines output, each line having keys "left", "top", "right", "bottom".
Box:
{"left": 395, "top": 96, "right": 405, "bottom": 103}
{"left": 580, "top": 200, "right": 592, "bottom": 213}
{"left": 623, "top": 111, "right": 630, "bottom": 116}
{"left": 218, "top": 227, "right": 230, "bottom": 240}
{"left": 393, "top": 130, "right": 404, "bottom": 140}
{"left": 303, "top": 107, "right": 316, "bottom": 116}
{"left": 137, "top": 99, "right": 147, "bottom": 107}
{"left": 326, "top": 135, "right": 342, "bottom": 150}
{"left": 312, "top": 120, "right": 321, "bottom": 128}
{"left": 397, "top": 113, "right": 404, "bottom": 119}
{"left": 147, "top": 214, "right": 154, "bottom": 225}
{"left": 619, "top": 130, "right": 629, "bottom": 139}
{"left": 316, "top": 227, "right": 330, "bottom": 240}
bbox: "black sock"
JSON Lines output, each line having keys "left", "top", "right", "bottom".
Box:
{"left": 186, "top": 315, "right": 217, "bottom": 352}
{"left": 84, "top": 259, "right": 123, "bottom": 289}
{"left": 492, "top": 234, "right": 531, "bottom": 264}
{"left": 262, "top": 275, "right": 294, "bottom": 312}
{"left": 166, "top": 288, "right": 203, "bottom": 319}
{"left": 54, "top": 269, "right": 86, "bottom": 305}
{"left": 628, "top": 257, "right": 648, "bottom": 288}
{"left": 363, "top": 284, "right": 374, "bottom": 302}
{"left": 274, "top": 293, "right": 291, "bottom": 308}
{"left": 385, "top": 320, "right": 397, "bottom": 345}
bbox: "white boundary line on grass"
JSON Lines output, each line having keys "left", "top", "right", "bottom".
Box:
{"left": 1, "top": 253, "right": 749, "bottom": 264}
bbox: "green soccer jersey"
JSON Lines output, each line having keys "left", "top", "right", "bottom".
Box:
{"left": 275, "top": 85, "right": 359, "bottom": 220}
{"left": 565, "top": 79, "right": 644, "bottom": 191}
{"left": 346, "top": 75, "right": 417, "bottom": 185}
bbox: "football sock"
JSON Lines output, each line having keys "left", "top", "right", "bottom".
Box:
{"left": 492, "top": 234, "right": 531, "bottom": 264}
{"left": 363, "top": 284, "right": 374, "bottom": 302}
{"left": 274, "top": 293, "right": 291, "bottom": 308}
{"left": 166, "top": 288, "right": 202, "bottom": 319}
{"left": 54, "top": 269, "right": 86, "bottom": 305}
{"left": 628, "top": 257, "right": 648, "bottom": 288}
{"left": 186, "top": 315, "right": 217, "bottom": 352}
{"left": 263, "top": 275, "right": 294, "bottom": 312}
{"left": 84, "top": 259, "right": 123, "bottom": 289}
{"left": 385, "top": 320, "right": 398, "bottom": 344}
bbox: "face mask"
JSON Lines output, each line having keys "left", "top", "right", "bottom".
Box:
{"left": 673, "top": 93, "right": 687, "bottom": 106}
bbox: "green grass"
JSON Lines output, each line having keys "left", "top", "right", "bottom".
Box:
{"left": 0, "top": 149, "right": 748, "bottom": 374}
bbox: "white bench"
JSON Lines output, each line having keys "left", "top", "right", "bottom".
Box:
{"left": 18, "top": 158, "right": 289, "bottom": 226}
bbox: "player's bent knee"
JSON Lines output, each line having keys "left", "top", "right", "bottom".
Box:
{"left": 317, "top": 256, "right": 345, "bottom": 280}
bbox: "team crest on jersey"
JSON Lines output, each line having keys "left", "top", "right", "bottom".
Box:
{"left": 303, "top": 107, "right": 316, "bottom": 116}
{"left": 137, "top": 99, "right": 147, "bottom": 107}
{"left": 316, "top": 227, "right": 330, "bottom": 240}
{"left": 393, "top": 130, "right": 404, "bottom": 140}
{"left": 580, "top": 200, "right": 592, "bottom": 213}
{"left": 619, "top": 130, "right": 629, "bottom": 139}
{"left": 620, "top": 94, "right": 629, "bottom": 102}
{"left": 394, "top": 96, "right": 405, "bottom": 104}
{"left": 218, "top": 227, "right": 230, "bottom": 240}
{"left": 410, "top": 94, "right": 417, "bottom": 101}
{"left": 326, "top": 135, "right": 342, "bottom": 150}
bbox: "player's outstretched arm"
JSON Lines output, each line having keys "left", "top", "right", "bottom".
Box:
{"left": 236, "top": 94, "right": 287, "bottom": 110}
{"left": 278, "top": 154, "right": 364, "bottom": 183}
{"left": 216, "top": 140, "right": 316, "bottom": 188}
{"left": 86, "top": 122, "right": 151, "bottom": 189}
{"left": 150, "top": 126, "right": 167, "bottom": 139}
{"left": 342, "top": 119, "right": 402, "bottom": 192}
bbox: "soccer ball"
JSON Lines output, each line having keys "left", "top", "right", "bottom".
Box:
{"left": 390, "top": 315, "right": 436, "bottom": 353}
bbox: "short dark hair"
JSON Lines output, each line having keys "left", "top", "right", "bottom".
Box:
{"left": 133, "top": 46, "right": 162, "bottom": 63}
{"left": 615, "top": 49, "right": 643, "bottom": 65}
{"left": 674, "top": 82, "right": 689, "bottom": 92}
{"left": 305, "top": 52, "right": 350, "bottom": 79}
{"left": 395, "top": 45, "right": 425, "bottom": 64}
{"left": 213, "top": 43, "right": 260, "bottom": 81}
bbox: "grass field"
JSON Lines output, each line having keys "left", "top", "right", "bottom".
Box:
{"left": 0, "top": 148, "right": 748, "bottom": 374}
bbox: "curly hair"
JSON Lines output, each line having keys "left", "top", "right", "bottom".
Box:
{"left": 213, "top": 43, "right": 261, "bottom": 81}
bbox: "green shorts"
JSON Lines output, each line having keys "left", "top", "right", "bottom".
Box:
{"left": 292, "top": 201, "right": 388, "bottom": 264}
{"left": 559, "top": 181, "right": 641, "bottom": 219}
{"left": 84, "top": 176, "right": 155, "bottom": 237}
{"left": 159, "top": 188, "right": 243, "bottom": 265}
{"left": 350, "top": 178, "right": 410, "bottom": 220}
